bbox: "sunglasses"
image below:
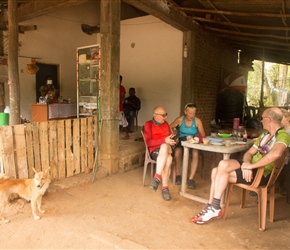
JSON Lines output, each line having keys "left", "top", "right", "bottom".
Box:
{"left": 154, "top": 113, "right": 168, "bottom": 117}
{"left": 185, "top": 103, "right": 197, "bottom": 109}
{"left": 260, "top": 116, "right": 269, "bottom": 121}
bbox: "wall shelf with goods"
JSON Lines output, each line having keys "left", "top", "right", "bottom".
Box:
{"left": 76, "top": 44, "right": 100, "bottom": 117}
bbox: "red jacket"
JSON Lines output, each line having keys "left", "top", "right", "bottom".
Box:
{"left": 143, "top": 120, "right": 171, "bottom": 153}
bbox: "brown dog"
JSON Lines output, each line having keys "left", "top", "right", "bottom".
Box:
{"left": 0, "top": 167, "right": 51, "bottom": 223}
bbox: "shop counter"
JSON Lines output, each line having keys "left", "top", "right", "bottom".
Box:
{"left": 31, "top": 103, "right": 77, "bottom": 122}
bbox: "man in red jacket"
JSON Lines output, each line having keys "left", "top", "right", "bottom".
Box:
{"left": 143, "top": 106, "right": 176, "bottom": 200}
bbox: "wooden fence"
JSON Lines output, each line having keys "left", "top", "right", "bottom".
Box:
{"left": 0, "top": 116, "right": 98, "bottom": 181}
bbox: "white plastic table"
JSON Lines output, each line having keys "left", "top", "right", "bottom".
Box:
{"left": 180, "top": 139, "right": 253, "bottom": 204}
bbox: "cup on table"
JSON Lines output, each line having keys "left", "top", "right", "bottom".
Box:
{"left": 186, "top": 135, "right": 193, "bottom": 141}
{"left": 225, "top": 140, "right": 231, "bottom": 147}
{"left": 203, "top": 138, "right": 209, "bottom": 145}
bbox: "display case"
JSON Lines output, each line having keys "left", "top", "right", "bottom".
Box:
{"left": 76, "top": 44, "right": 100, "bottom": 117}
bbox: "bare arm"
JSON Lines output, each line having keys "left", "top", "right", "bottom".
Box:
{"left": 242, "top": 145, "right": 258, "bottom": 163}
{"left": 196, "top": 117, "right": 205, "bottom": 137}
{"left": 242, "top": 143, "right": 287, "bottom": 170}
{"left": 169, "top": 116, "right": 182, "bottom": 130}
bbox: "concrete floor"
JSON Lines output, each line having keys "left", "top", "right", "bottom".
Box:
{"left": 1, "top": 131, "right": 289, "bottom": 249}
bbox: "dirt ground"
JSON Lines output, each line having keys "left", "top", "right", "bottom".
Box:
{"left": 0, "top": 157, "right": 290, "bottom": 249}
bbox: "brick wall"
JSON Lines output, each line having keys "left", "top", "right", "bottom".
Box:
{"left": 191, "top": 29, "right": 238, "bottom": 135}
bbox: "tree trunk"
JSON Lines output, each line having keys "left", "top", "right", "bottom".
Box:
{"left": 8, "top": 0, "right": 21, "bottom": 125}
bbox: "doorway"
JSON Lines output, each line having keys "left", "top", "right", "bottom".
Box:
{"left": 36, "top": 63, "right": 59, "bottom": 102}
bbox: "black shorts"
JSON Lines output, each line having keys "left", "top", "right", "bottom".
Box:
{"left": 235, "top": 160, "right": 270, "bottom": 186}
{"left": 175, "top": 136, "right": 187, "bottom": 150}
{"left": 150, "top": 148, "right": 160, "bottom": 161}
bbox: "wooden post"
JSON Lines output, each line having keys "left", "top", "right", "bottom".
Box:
{"left": 181, "top": 31, "right": 194, "bottom": 111}
{"left": 99, "top": 0, "right": 120, "bottom": 174}
{"left": 8, "top": 0, "right": 21, "bottom": 125}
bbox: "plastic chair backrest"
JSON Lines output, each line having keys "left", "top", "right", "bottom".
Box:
{"left": 250, "top": 147, "right": 289, "bottom": 189}
{"left": 141, "top": 129, "right": 155, "bottom": 163}
{"left": 141, "top": 127, "right": 156, "bottom": 186}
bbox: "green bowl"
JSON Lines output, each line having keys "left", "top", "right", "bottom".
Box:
{"left": 218, "top": 133, "right": 232, "bottom": 138}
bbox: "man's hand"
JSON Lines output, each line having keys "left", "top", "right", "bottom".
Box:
{"left": 165, "top": 135, "right": 177, "bottom": 146}
{"left": 242, "top": 169, "right": 253, "bottom": 182}
{"left": 241, "top": 162, "right": 254, "bottom": 182}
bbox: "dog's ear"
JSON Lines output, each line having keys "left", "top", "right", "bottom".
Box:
{"left": 45, "top": 167, "right": 51, "bottom": 173}
{"left": 32, "top": 167, "right": 37, "bottom": 174}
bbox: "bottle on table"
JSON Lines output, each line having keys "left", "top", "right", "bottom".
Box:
{"left": 237, "top": 126, "right": 243, "bottom": 141}
{"left": 243, "top": 129, "right": 248, "bottom": 142}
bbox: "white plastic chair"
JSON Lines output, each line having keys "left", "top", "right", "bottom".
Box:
{"left": 140, "top": 130, "right": 156, "bottom": 186}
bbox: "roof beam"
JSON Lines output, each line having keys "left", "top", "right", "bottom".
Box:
{"left": 205, "top": 26, "right": 290, "bottom": 41}
{"left": 17, "top": 0, "right": 88, "bottom": 22}
{"left": 232, "top": 41, "right": 290, "bottom": 52}
{"left": 122, "top": 0, "right": 196, "bottom": 31}
{"left": 220, "top": 34, "right": 290, "bottom": 49}
{"left": 192, "top": 16, "right": 290, "bottom": 31}
{"left": 171, "top": 6, "right": 290, "bottom": 18}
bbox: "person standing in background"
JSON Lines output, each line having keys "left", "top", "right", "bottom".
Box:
{"left": 119, "top": 75, "right": 130, "bottom": 140}
{"left": 39, "top": 76, "right": 58, "bottom": 103}
{"left": 124, "top": 88, "right": 141, "bottom": 132}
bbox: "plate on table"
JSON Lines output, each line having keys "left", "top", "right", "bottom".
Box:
{"left": 233, "top": 141, "right": 247, "bottom": 145}
{"left": 211, "top": 141, "right": 224, "bottom": 146}
{"left": 208, "top": 137, "right": 223, "bottom": 143}
{"left": 218, "top": 133, "right": 232, "bottom": 138}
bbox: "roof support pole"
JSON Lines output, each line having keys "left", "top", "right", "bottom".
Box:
{"left": 181, "top": 31, "right": 194, "bottom": 109}
{"left": 99, "top": 0, "right": 121, "bottom": 174}
{"left": 8, "top": 0, "right": 21, "bottom": 125}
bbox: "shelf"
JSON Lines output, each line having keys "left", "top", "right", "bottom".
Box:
{"left": 77, "top": 44, "right": 100, "bottom": 118}
{"left": 78, "top": 61, "right": 99, "bottom": 65}
{"left": 79, "top": 79, "right": 97, "bottom": 82}
{"left": 79, "top": 113, "right": 97, "bottom": 116}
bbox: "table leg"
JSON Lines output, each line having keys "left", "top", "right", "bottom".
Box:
{"left": 223, "top": 153, "right": 230, "bottom": 160}
{"left": 181, "top": 146, "right": 189, "bottom": 193}
{"left": 180, "top": 146, "right": 208, "bottom": 204}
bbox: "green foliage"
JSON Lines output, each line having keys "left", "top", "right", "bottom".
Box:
{"left": 247, "top": 60, "right": 290, "bottom": 107}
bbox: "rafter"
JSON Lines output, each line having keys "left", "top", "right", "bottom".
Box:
{"left": 17, "top": 0, "right": 88, "bottom": 22}
{"left": 122, "top": 0, "right": 197, "bottom": 31}
{"left": 218, "top": 33, "right": 290, "bottom": 48}
{"left": 169, "top": 5, "right": 290, "bottom": 18}
{"left": 204, "top": 26, "right": 290, "bottom": 41}
{"left": 192, "top": 16, "right": 290, "bottom": 31}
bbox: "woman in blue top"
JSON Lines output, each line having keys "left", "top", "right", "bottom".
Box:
{"left": 170, "top": 103, "right": 205, "bottom": 189}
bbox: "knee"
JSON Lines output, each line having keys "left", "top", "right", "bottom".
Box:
{"left": 217, "top": 160, "right": 230, "bottom": 172}
{"left": 160, "top": 143, "right": 171, "bottom": 154}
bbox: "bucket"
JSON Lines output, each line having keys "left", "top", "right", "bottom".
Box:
{"left": 0, "top": 112, "right": 9, "bottom": 126}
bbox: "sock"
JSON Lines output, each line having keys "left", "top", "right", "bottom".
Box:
{"left": 154, "top": 173, "right": 161, "bottom": 182}
{"left": 162, "top": 186, "right": 169, "bottom": 190}
{"left": 211, "top": 198, "right": 221, "bottom": 210}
